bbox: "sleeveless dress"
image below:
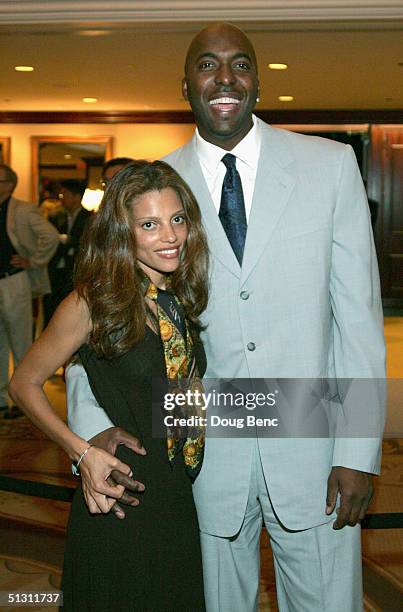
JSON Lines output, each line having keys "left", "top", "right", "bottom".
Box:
{"left": 61, "top": 328, "right": 206, "bottom": 611}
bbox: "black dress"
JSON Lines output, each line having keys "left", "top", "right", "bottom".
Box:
{"left": 61, "top": 328, "right": 206, "bottom": 611}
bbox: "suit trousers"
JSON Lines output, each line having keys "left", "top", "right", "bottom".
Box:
{"left": 0, "top": 271, "right": 32, "bottom": 405}
{"left": 200, "top": 440, "right": 362, "bottom": 612}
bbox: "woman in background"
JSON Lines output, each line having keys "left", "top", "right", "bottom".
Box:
{"left": 10, "top": 161, "right": 209, "bottom": 611}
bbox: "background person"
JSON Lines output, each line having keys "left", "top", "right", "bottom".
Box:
{"left": 44, "top": 179, "right": 91, "bottom": 327}
{"left": 0, "top": 163, "right": 58, "bottom": 419}
{"left": 101, "top": 156, "right": 135, "bottom": 187}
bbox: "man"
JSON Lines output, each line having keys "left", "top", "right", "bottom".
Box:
{"left": 0, "top": 164, "right": 58, "bottom": 417}
{"left": 101, "top": 156, "right": 135, "bottom": 187}
{"left": 44, "top": 179, "right": 91, "bottom": 326}
{"left": 67, "top": 24, "right": 385, "bottom": 611}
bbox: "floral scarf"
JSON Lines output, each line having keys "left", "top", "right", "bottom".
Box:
{"left": 145, "top": 279, "right": 205, "bottom": 479}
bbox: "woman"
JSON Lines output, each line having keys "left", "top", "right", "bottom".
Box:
{"left": 9, "top": 161, "right": 209, "bottom": 611}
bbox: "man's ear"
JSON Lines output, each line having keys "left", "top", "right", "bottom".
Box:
{"left": 182, "top": 77, "right": 189, "bottom": 101}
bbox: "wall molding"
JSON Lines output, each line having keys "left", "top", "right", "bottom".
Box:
{"left": 0, "top": 110, "right": 402, "bottom": 125}
{"left": 0, "top": 1, "right": 402, "bottom": 24}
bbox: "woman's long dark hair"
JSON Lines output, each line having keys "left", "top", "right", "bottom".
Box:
{"left": 75, "top": 160, "right": 209, "bottom": 359}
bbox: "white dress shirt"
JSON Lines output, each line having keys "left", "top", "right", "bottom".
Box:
{"left": 195, "top": 114, "right": 261, "bottom": 221}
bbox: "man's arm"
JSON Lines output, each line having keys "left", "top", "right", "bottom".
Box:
{"left": 27, "top": 205, "right": 59, "bottom": 267}
{"left": 327, "top": 144, "right": 386, "bottom": 528}
{"left": 66, "top": 362, "right": 114, "bottom": 439}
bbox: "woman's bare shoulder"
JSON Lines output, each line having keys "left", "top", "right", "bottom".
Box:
{"left": 49, "top": 291, "right": 92, "bottom": 336}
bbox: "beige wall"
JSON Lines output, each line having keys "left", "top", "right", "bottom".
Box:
{"left": 0, "top": 123, "right": 195, "bottom": 202}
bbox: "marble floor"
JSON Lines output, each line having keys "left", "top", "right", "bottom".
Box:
{"left": 0, "top": 318, "right": 402, "bottom": 610}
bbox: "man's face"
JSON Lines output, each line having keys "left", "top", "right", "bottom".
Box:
{"left": 102, "top": 164, "right": 126, "bottom": 188}
{"left": 59, "top": 188, "right": 79, "bottom": 213}
{"left": 0, "top": 169, "right": 15, "bottom": 204}
{"left": 183, "top": 25, "right": 259, "bottom": 151}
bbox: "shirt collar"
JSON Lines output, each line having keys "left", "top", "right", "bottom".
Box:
{"left": 195, "top": 114, "right": 261, "bottom": 175}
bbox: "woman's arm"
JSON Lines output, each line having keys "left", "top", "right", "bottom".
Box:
{"left": 9, "top": 292, "right": 135, "bottom": 514}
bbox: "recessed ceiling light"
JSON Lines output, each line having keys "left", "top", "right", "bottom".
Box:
{"left": 15, "top": 66, "right": 34, "bottom": 72}
{"left": 77, "top": 30, "right": 110, "bottom": 37}
{"left": 268, "top": 63, "right": 288, "bottom": 70}
{"left": 278, "top": 95, "right": 294, "bottom": 102}
{"left": 82, "top": 97, "right": 98, "bottom": 103}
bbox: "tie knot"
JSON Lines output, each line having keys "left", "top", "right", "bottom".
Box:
{"left": 222, "top": 153, "right": 237, "bottom": 170}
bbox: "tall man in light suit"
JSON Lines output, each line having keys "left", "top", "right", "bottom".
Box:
{"left": 66, "top": 24, "right": 385, "bottom": 611}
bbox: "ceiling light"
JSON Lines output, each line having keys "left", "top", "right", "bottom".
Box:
{"left": 268, "top": 63, "right": 288, "bottom": 70}
{"left": 64, "top": 154, "right": 72, "bottom": 159}
{"left": 278, "top": 95, "right": 294, "bottom": 102}
{"left": 82, "top": 97, "right": 98, "bottom": 103}
{"left": 15, "top": 66, "right": 34, "bottom": 72}
{"left": 77, "top": 30, "right": 109, "bottom": 37}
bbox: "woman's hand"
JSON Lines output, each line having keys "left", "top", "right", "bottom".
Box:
{"left": 79, "top": 446, "right": 135, "bottom": 514}
{"left": 88, "top": 427, "right": 147, "bottom": 519}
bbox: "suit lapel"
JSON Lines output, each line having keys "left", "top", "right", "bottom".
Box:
{"left": 172, "top": 139, "right": 240, "bottom": 279}
{"left": 240, "top": 122, "right": 296, "bottom": 286}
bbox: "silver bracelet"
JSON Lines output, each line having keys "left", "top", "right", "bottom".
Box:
{"left": 74, "top": 445, "right": 92, "bottom": 475}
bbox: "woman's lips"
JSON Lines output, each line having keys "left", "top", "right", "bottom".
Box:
{"left": 155, "top": 248, "right": 180, "bottom": 259}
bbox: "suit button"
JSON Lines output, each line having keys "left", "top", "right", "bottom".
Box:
{"left": 240, "top": 291, "right": 250, "bottom": 300}
{"left": 247, "top": 342, "right": 256, "bottom": 351}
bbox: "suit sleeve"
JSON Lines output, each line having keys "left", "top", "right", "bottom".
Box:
{"left": 330, "top": 145, "right": 386, "bottom": 474}
{"left": 66, "top": 362, "right": 114, "bottom": 440}
{"left": 27, "top": 205, "right": 59, "bottom": 268}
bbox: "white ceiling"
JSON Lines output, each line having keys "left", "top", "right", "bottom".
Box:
{"left": 0, "top": 16, "right": 402, "bottom": 111}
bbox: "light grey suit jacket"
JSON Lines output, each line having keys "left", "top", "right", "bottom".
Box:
{"left": 67, "top": 120, "right": 385, "bottom": 535}
{"left": 7, "top": 196, "right": 59, "bottom": 295}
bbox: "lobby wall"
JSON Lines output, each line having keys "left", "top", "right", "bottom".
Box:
{"left": 0, "top": 122, "right": 195, "bottom": 201}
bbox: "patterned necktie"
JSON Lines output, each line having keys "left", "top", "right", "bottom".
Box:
{"left": 219, "top": 153, "right": 247, "bottom": 264}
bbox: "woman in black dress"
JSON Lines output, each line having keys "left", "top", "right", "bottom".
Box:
{"left": 10, "top": 161, "right": 209, "bottom": 611}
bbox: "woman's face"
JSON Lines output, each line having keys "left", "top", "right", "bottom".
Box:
{"left": 131, "top": 187, "right": 188, "bottom": 288}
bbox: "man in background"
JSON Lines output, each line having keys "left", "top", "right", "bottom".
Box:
{"left": 0, "top": 164, "right": 58, "bottom": 418}
{"left": 101, "top": 157, "right": 134, "bottom": 187}
{"left": 44, "top": 179, "right": 91, "bottom": 326}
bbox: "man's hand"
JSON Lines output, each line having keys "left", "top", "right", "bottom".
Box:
{"left": 326, "top": 466, "right": 373, "bottom": 529}
{"left": 11, "top": 254, "right": 31, "bottom": 269}
{"left": 88, "top": 427, "right": 146, "bottom": 519}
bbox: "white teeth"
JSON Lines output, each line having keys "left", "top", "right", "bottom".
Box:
{"left": 159, "top": 249, "right": 177, "bottom": 254}
{"left": 209, "top": 97, "right": 240, "bottom": 105}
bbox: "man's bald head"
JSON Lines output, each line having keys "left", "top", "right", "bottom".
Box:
{"left": 182, "top": 22, "right": 259, "bottom": 150}
{"left": 184, "top": 23, "right": 258, "bottom": 75}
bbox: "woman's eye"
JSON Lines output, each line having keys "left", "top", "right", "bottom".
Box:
{"left": 172, "top": 215, "right": 186, "bottom": 224}
{"left": 235, "top": 62, "right": 250, "bottom": 70}
{"left": 142, "top": 221, "right": 156, "bottom": 230}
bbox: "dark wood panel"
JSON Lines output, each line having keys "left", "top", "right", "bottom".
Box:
{"left": 391, "top": 146, "right": 403, "bottom": 234}
{"left": 370, "top": 126, "right": 403, "bottom": 305}
{"left": 0, "top": 109, "right": 402, "bottom": 124}
{"left": 390, "top": 256, "right": 403, "bottom": 294}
